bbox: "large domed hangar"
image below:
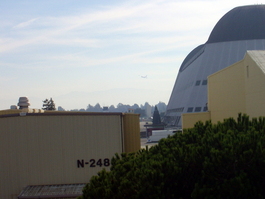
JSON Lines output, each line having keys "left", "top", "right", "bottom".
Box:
{"left": 164, "top": 5, "right": 265, "bottom": 128}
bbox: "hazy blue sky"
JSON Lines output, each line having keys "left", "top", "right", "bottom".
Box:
{"left": 0, "top": 0, "right": 263, "bottom": 110}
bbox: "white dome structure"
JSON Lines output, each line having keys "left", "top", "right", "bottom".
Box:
{"left": 165, "top": 5, "right": 265, "bottom": 128}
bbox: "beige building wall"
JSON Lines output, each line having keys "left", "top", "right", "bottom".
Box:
{"left": 0, "top": 111, "right": 140, "bottom": 199}
{"left": 123, "top": 113, "right": 141, "bottom": 153}
{"left": 182, "top": 112, "right": 211, "bottom": 129}
{"left": 244, "top": 51, "right": 265, "bottom": 118}
{"left": 208, "top": 59, "right": 246, "bottom": 124}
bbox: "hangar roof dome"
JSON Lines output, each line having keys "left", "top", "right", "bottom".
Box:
{"left": 207, "top": 5, "right": 265, "bottom": 43}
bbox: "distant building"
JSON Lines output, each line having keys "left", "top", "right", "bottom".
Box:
{"left": 128, "top": 108, "right": 134, "bottom": 113}
{"left": 57, "top": 106, "right": 65, "bottom": 111}
{"left": 103, "top": 106, "right": 109, "bottom": 112}
{"left": 156, "top": 102, "right": 167, "bottom": 113}
{"left": 144, "top": 102, "right": 152, "bottom": 118}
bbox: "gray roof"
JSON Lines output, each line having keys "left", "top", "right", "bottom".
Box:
{"left": 18, "top": 184, "right": 86, "bottom": 199}
{"left": 180, "top": 5, "right": 265, "bottom": 72}
{"left": 207, "top": 5, "right": 265, "bottom": 43}
{"left": 247, "top": 50, "right": 265, "bottom": 74}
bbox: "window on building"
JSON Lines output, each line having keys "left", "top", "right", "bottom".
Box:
{"left": 203, "top": 106, "right": 208, "bottom": 111}
{"left": 195, "top": 80, "right": 201, "bottom": 86}
{"left": 187, "top": 107, "right": 193, "bottom": 112}
{"left": 202, "top": 80, "right": 207, "bottom": 85}
{"left": 176, "top": 107, "right": 184, "bottom": 112}
{"left": 168, "top": 107, "right": 184, "bottom": 113}
{"left": 174, "top": 116, "right": 181, "bottom": 126}
{"left": 195, "top": 107, "right": 202, "bottom": 112}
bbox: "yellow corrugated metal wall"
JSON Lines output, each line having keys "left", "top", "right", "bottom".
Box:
{"left": 123, "top": 113, "right": 141, "bottom": 153}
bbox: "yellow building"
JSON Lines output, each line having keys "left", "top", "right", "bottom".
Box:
{"left": 182, "top": 50, "right": 265, "bottom": 129}
{"left": 0, "top": 101, "right": 140, "bottom": 199}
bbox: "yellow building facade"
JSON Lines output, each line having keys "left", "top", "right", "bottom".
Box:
{"left": 182, "top": 50, "right": 265, "bottom": 129}
{"left": 0, "top": 108, "right": 140, "bottom": 199}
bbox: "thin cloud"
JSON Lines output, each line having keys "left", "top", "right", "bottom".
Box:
{"left": 13, "top": 18, "right": 39, "bottom": 29}
{"left": 0, "top": 1, "right": 211, "bottom": 56}
{"left": 46, "top": 38, "right": 103, "bottom": 48}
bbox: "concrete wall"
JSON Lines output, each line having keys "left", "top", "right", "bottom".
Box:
{"left": 0, "top": 111, "right": 140, "bottom": 199}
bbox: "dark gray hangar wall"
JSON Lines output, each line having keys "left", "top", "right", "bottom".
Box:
{"left": 165, "top": 5, "right": 265, "bottom": 128}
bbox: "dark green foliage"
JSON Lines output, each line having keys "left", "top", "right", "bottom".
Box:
{"left": 79, "top": 114, "right": 265, "bottom": 199}
{"left": 152, "top": 106, "right": 161, "bottom": 125}
{"left": 42, "top": 98, "right": 56, "bottom": 110}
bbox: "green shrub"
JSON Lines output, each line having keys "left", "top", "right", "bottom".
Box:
{"left": 79, "top": 114, "right": 265, "bottom": 199}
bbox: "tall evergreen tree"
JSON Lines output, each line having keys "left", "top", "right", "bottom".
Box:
{"left": 42, "top": 98, "right": 56, "bottom": 110}
{"left": 152, "top": 106, "right": 161, "bottom": 125}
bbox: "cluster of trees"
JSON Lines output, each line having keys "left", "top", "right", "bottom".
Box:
{"left": 58, "top": 102, "right": 167, "bottom": 118}
{"left": 79, "top": 114, "right": 265, "bottom": 198}
{"left": 85, "top": 103, "right": 143, "bottom": 113}
{"left": 45, "top": 98, "right": 166, "bottom": 122}
{"left": 84, "top": 102, "right": 166, "bottom": 114}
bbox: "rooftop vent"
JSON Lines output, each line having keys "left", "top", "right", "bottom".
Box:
{"left": 17, "top": 97, "right": 30, "bottom": 109}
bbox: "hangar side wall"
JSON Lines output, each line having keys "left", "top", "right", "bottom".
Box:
{"left": 0, "top": 113, "right": 125, "bottom": 199}
{"left": 208, "top": 60, "right": 246, "bottom": 123}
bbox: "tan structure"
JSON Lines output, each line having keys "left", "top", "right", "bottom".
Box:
{"left": 182, "top": 50, "right": 265, "bottom": 129}
{"left": 0, "top": 108, "right": 140, "bottom": 199}
{"left": 182, "top": 112, "right": 211, "bottom": 129}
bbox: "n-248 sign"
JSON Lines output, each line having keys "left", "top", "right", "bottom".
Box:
{"left": 77, "top": 158, "right": 110, "bottom": 168}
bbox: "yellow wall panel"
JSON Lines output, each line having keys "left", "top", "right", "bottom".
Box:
{"left": 123, "top": 113, "right": 141, "bottom": 153}
{"left": 208, "top": 60, "right": 246, "bottom": 123}
{"left": 182, "top": 112, "right": 211, "bottom": 129}
{"left": 245, "top": 53, "right": 265, "bottom": 118}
